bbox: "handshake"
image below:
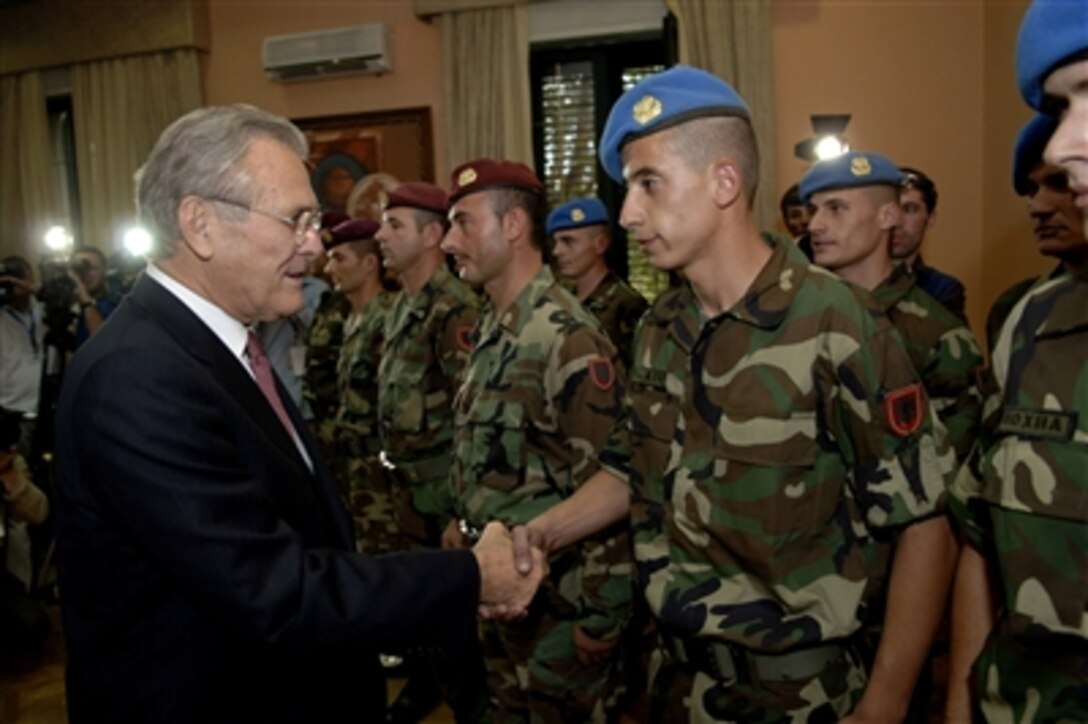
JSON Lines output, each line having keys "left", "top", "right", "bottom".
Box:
{"left": 470, "top": 522, "right": 548, "bottom": 620}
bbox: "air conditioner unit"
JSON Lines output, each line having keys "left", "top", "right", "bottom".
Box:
{"left": 263, "top": 23, "right": 391, "bottom": 82}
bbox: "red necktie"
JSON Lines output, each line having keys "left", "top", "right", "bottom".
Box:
{"left": 245, "top": 330, "right": 296, "bottom": 438}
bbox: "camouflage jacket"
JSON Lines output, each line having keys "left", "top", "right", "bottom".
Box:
{"left": 451, "top": 265, "right": 632, "bottom": 639}
{"left": 377, "top": 265, "right": 478, "bottom": 487}
{"left": 304, "top": 288, "right": 351, "bottom": 451}
{"left": 335, "top": 291, "right": 395, "bottom": 456}
{"left": 582, "top": 270, "right": 648, "bottom": 370}
{"left": 950, "top": 270, "right": 1088, "bottom": 721}
{"left": 601, "top": 237, "right": 950, "bottom": 653}
{"left": 871, "top": 264, "right": 983, "bottom": 464}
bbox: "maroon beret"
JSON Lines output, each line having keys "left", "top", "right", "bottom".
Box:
{"left": 448, "top": 158, "right": 544, "bottom": 205}
{"left": 325, "top": 218, "right": 380, "bottom": 250}
{"left": 384, "top": 181, "right": 448, "bottom": 215}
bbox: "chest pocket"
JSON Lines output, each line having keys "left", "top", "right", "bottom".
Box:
{"left": 629, "top": 381, "right": 679, "bottom": 494}
{"left": 385, "top": 365, "right": 426, "bottom": 434}
{"left": 463, "top": 403, "right": 525, "bottom": 493}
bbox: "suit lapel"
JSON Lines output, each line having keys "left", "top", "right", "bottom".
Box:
{"left": 129, "top": 277, "right": 352, "bottom": 548}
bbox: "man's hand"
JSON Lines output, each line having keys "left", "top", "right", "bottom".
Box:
{"left": 572, "top": 625, "right": 618, "bottom": 666}
{"left": 67, "top": 269, "right": 93, "bottom": 306}
{"left": 512, "top": 524, "right": 548, "bottom": 575}
{"left": 442, "top": 518, "right": 468, "bottom": 549}
{"left": 473, "top": 522, "right": 546, "bottom": 620}
{"left": 0, "top": 275, "right": 39, "bottom": 296}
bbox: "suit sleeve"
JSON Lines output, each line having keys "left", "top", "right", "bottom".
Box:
{"left": 70, "top": 342, "right": 479, "bottom": 653}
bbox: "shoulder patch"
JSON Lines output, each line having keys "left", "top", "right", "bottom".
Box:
{"left": 885, "top": 383, "right": 924, "bottom": 436}
{"left": 588, "top": 356, "right": 616, "bottom": 391}
{"left": 456, "top": 325, "right": 474, "bottom": 352}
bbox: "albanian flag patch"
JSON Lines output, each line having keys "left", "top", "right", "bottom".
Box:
{"left": 588, "top": 357, "right": 616, "bottom": 391}
{"left": 885, "top": 383, "right": 924, "bottom": 436}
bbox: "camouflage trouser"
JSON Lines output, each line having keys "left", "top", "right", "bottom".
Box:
{"left": 345, "top": 455, "right": 402, "bottom": 554}
{"left": 975, "top": 626, "right": 1088, "bottom": 723}
{"left": 480, "top": 594, "right": 624, "bottom": 723}
{"left": 646, "top": 643, "right": 866, "bottom": 723}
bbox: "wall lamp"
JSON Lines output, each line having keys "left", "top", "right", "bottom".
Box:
{"left": 793, "top": 114, "right": 852, "bottom": 162}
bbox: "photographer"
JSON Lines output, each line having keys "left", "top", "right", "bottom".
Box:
{"left": 69, "top": 245, "right": 117, "bottom": 348}
{"left": 0, "top": 408, "right": 51, "bottom": 659}
{"left": 0, "top": 256, "right": 44, "bottom": 458}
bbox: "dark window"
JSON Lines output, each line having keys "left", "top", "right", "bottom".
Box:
{"left": 531, "top": 24, "right": 675, "bottom": 300}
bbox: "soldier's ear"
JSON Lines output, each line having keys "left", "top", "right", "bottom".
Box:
{"left": 501, "top": 206, "right": 529, "bottom": 245}
{"left": 420, "top": 220, "right": 444, "bottom": 250}
{"left": 878, "top": 200, "right": 902, "bottom": 231}
{"left": 710, "top": 159, "right": 742, "bottom": 209}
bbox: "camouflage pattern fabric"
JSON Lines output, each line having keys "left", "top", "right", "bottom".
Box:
{"left": 303, "top": 288, "right": 351, "bottom": 458}
{"left": 581, "top": 270, "right": 648, "bottom": 371}
{"left": 870, "top": 263, "right": 983, "bottom": 465}
{"left": 599, "top": 236, "right": 951, "bottom": 717}
{"left": 334, "top": 291, "right": 400, "bottom": 555}
{"left": 950, "top": 269, "right": 1088, "bottom": 722}
{"left": 377, "top": 264, "right": 479, "bottom": 546}
{"left": 451, "top": 265, "right": 631, "bottom": 721}
{"left": 646, "top": 646, "right": 867, "bottom": 723}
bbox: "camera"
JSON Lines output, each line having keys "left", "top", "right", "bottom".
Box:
{"left": 38, "top": 258, "right": 78, "bottom": 312}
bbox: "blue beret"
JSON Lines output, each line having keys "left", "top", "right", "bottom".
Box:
{"left": 546, "top": 197, "right": 609, "bottom": 236}
{"left": 598, "top": 65, "right": 751, "bottom": 183}
{"left": 1017, "top": 0, "right": 1088, "bottom": 110}
{"left": 1012, "top": 114, "right": 1059, "bottom": 195}
{"left": 799, "top": 151, "right": 905, "bottom": 203}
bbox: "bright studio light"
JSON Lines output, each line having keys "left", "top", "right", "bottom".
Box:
{"left": 814, "top": 135, "right": 848, "bottom": 161}
{"left": 43, "top": 225, "right": 73, "bottom": 251}
{"left": 122, "top": 226, "right": 153, "bottom": 257}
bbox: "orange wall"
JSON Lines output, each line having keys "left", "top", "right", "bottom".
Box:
{"left": 771, "top": 0, "right": 1042, "bottom": 340}
{"left": 203, "top": 0, "right": 449, "bottom": 180}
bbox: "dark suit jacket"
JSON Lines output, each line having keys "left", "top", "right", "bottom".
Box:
{"left": 914, "top": 258, "right": 968, "bottom": 324}
{"left": 54, "top": 275, "right": 479, "bottom": 723}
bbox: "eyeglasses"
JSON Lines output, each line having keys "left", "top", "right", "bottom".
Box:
{"left": 207, "top": 196, "right": 322, "bottom": 246}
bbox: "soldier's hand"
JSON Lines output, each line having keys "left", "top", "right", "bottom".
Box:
{"left": 441, "top": 518, "right": 468, "bottom": 549}
{"left": 572, "top": 625, "right": 618, "bottom": 666}
{"left": 512, "top": 524, "right": 548, "bottom": 575}
{"left": 473, "top": 522, "right": 546, "bottom": 621}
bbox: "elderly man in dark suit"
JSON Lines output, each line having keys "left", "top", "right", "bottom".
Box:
{"left": 53, "top": 104, "right": 541, "bottom": 724}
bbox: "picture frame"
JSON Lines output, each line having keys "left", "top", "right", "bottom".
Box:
{"left": 293, "top": 107, "right": 434, "bottom": 220}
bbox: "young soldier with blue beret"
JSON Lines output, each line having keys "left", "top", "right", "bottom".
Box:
{"left": 506, "top": 65, "right": 952, "bottom": 722}
{"left": 804, "top": 150, "right": 982, "bottom": 720}
{"left": 985, "top": 115, "right": 1087, "bottom": 349}
{"left": 547, "top": 196, "right": 648, "bottom": 369}
{"left": 946, "top": 1, "right": 1088, "bottom": 720}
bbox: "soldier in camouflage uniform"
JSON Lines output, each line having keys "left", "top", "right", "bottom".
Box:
{"left": 986, "top": 114, "right": 1087, "bottom": 351}
{"left": 375, "top": 182, "right": 479, "bottom": 548}
{"left": 506, "top": 66, "right": 955, "bottom": 723}
{"left": 441, "top": 159, "right": 631, "bottom": 723}
{"left": 547, "top": 196, "right": 648, "bottom": 369}
{"left": 946, "top": 8, "right": 1088, "bottom": 718}
{"left": 803, "top": 151, "right": 982, "bottom": 720}
{"left": 323, "top": 219, "right": 399, "bottom": 554}
{"left": 304, "top": 212, "right": 352, "bottom": 459}
{"left": 375, "top": 182, "right": 489, "bottom": 724}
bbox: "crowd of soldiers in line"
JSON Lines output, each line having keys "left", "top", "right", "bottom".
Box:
{"left": 275, "top": 2, "right": 1084, "bottom": 721}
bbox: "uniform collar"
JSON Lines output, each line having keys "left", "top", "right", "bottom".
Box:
{"left": 480, "top": 265, "right": 555, "bottom": 340}
{"left": 870, "top": 263, "right": 915, "bottom": 311}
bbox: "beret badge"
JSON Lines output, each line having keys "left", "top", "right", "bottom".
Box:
{"left": 458, "top": 167, "right": 478, "bottom": 187}
{"left": 850, "top": 156, "right": 872, "bottom": 177}
{"left": 570, "top": 208, "right": 586, "bottom": 222}
{"left": 633, "top": 95, "right": 663, "bottom": 126}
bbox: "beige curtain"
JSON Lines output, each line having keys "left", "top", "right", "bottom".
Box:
{"left": 441, "top": 4, "right": 533, "bottom": 170}
{"left": 665, "top": 0, "right": 778, "bottom": 231}
{"left": 71, "top": 49, "right": 202, "bottom": 251}
{"left": 0, "top": 72, "right": 56, "bottom": 262}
